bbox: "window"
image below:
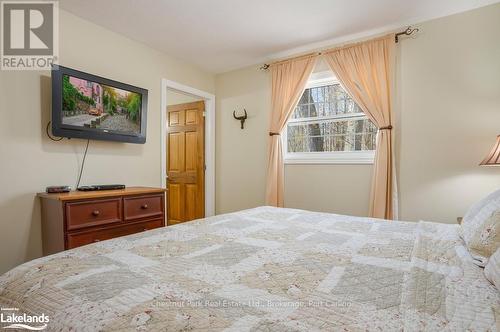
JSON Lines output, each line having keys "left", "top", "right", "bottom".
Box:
{"left": 284, "top": 72, "right": 377, "bottom": 164}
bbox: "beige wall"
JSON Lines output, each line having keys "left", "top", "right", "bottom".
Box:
{"left": 285, "top": 165, "right": 372, "bottom": 216}
{"left": 215, "top": 3, "right": 500, "bottom": 221}
{"left": 396, "top": 3, "right": 500, "bottom": 223}
{"left": 215, "top": 67, "right": 271, "bottom": 213}
{"left": 167, "top": 90, "right": 202, "bottom": 106}
{"left": 0, "top": 10, "right": 215, "bottom": 274}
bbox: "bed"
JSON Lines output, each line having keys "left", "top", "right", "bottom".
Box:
{"left": 0, "top": 206, "right": 498, "bottom": 331}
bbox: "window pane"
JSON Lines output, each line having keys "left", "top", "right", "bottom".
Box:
{"left": 292, "top": 83, "right": 363, "bottom": 119}
{"left": 288, "top": 81, "right": 376, "bottom": 154}
{"left": 287, "top": 118, "right": 377, "bottom": 153}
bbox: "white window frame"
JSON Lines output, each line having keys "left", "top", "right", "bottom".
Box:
{"left": 283, "top": 71, "right": 375, "bottom": 165}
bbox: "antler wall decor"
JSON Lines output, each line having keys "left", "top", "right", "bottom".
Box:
{"left": 233, "top": 109, "right": 248, "bottom": 129}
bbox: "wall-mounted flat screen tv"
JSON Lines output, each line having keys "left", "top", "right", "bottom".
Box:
{"left": 52, "top": 66, "right": 148, "bottom": 144}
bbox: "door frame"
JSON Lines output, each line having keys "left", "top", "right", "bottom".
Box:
{"left": 161, "top": 79, "right": 215, "bottom": 217}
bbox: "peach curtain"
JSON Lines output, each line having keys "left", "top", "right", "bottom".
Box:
{"left": 323, "top": 35, "right": 395, "bottom": 219}
{"left": 265, "top": 54, "right": 318, "bottom": 206}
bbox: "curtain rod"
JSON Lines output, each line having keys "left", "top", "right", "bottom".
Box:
{"left": 394, "top": 26, "right": 419, "bottom": 43}
{"left": 259, "top": 26, "right": 419, "bottom": 71}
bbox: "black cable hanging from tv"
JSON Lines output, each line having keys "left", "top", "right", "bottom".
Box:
{"left": 76, "top": 139, "right": 90, "bottom": 189}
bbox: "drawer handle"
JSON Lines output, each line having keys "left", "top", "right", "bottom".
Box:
{"left": 94, "top": 239, "right": 101, "bottom": 242}
{"left": 141, "top": 204, "right": 148, "bottom": 209}
{"left": 143, "top": 228, "right": 148, "bottom": 231}
{"left": 92, "top": 210, "right": 100, "bottom": 216}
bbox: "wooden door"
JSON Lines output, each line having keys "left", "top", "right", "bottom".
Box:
{"left": 166, "top": 101, "right": 205, "bottom": 225}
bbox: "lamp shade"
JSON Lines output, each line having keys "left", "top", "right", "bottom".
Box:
{"left": 480, "top": 135, "right": 500, "bottom": 166}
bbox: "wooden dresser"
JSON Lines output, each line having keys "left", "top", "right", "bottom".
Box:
{"left": 38, "top": 187, "right": 166, "bottom": 255}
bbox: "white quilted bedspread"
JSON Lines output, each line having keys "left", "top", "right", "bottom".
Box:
{"left": 0, "top": 207, "right": 498, "bottom": 331}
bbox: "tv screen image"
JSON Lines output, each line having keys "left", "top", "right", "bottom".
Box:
{"left": 52, "top": 66, "right": 148, "bottom": 144}
{"left": 62, "top": 75, "right": 142, "bottom": 135}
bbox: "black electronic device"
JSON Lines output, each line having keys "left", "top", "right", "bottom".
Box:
{"left": 46, "top": 186, "right": 72, "bottom": 193}
{"left": 77, "top": 184, "right": 126, "bottom": 191}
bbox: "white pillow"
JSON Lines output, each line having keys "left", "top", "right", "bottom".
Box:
{"left": 484, "top": 248, "right": 500, "bottom": 289}
{"left": 461, "top": 188, "right": 500, "bottom": 266}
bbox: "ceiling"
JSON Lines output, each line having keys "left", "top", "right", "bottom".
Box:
{"left": 59, "top": 0, "right": 499, "bottom": 73}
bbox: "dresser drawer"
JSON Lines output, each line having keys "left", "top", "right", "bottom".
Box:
{"left": 124, "top": 194, "right": 163, "bottom": 221}
{"left": 67, "top": 219, "right": 164, "bottom": 249}
{"left": 66, "top": 198, "right": 122, "bottom": 231}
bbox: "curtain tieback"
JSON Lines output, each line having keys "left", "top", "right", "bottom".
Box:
{"left": 379, "top": 125, "right": 393, "bottom": 131}
{"left": 269, "top": 132, "right": 280, "bottom": 136}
